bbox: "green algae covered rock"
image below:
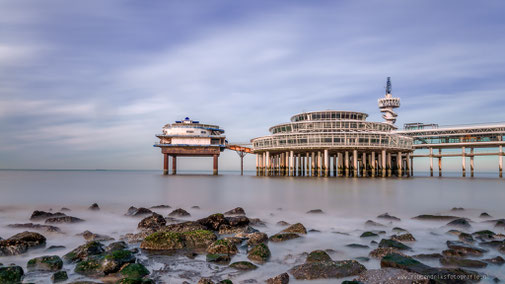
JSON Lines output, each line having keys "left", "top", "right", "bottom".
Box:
{"left": 229, "top": 261, "right": 258, "bottom": 270}
{"left": 378, "top": 239, "right": 411, "bottom": 250}
{"left": 206, "top": 253, "right": 231, "bottom": 264}
{"left": 64, "top": 241, "right": 105, "bottom": 262}
{"left": 289, "top": 260, "right": 366, "bottom": 280}
{"left": 0, "top": 265, "right": 24, "bottom": 283}
{"left": 74, "top": 258, "right": 103, "bottom": 277}
{"left": 102, "top": 249, "right": 136, "bottom": 274}
{"left": 27, "top": 255, "right": 63, "bottom": 271}
{"left": 306, "top": 250, "right": 332, "bottom": 263}
{"left": 51, "top": 270, "right": 68, "bottom": 283}
{"left": 140, "top": 229, "right": 216, "bottom": 250}
{"left": 120, "top": 263, "right": 150, "bottom": 279}
{"left": 207, "top": 239, "right": 238, "bottom": 255}
{"left": 247, "top": 243, "right": 271, "bottom": 263}
{"left": 269, "top": 233, "right": 300, "bottom": 242}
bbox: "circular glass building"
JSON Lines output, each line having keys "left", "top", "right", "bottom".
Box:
{"left": 251, "top": 110, "right": 413, "bottom": 177}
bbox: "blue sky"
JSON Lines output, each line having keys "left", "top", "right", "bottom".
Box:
{"left": 1, "top": 0, "right": 504, "bottom": 171}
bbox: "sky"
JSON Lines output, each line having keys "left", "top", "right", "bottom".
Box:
{"left": 1, "top": 0, "right": 504, "bottom": 172}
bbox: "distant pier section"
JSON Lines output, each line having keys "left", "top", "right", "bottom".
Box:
{"left": 154, "top": 117, "right": 227, "bottom": 175}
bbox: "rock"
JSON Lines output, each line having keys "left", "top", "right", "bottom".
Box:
{"left": 207, "top": 239, "right": 238, "bottom": 255}
{"left": 412, "top": 214, "right": 459, "bottom": 221}
{"left": 277, "top": 221, "right": 290, "bottom": 226}
{"left": 198, "top": 214, "right": 228, "bottom": 231}
{"left": 102, "top": 249, "right": 136, "bottom": 274}
{"left": 392, "top": 227, "right": 408, "bottom": 233}
{"left": 226, "top": 216, "right": 250, "bottom": 227}
{"left": 150, "top": 205, "right": 171, "bottom": 209}
{"left": 480, "top": 212, "right": 492, "bottom": 218}
{"left": 60, "top": 207, "right": 71, "bottom": 212}
{"left": 451, "top": 207, "right": 465, "bottom": 211}
{"left": 378, "top": 239, "right": 411, "bottom": 250}
{"left": 391, "top": 233, "right": 416, "bottom": 242}
{"left": 119, "top": 263, "right": 150, "bottom": 279}
{"left": 247, "top": 243, "right": 271, "bottom": 263}
{"left": 224, "top": 207, "right": 246, "bottom": 216}
{"left": 191, "top": 205, "right": 200, "bottom": 209}
{"left": 168, "top": 208, "right": 191, "bottom": 217}
{"left": 52, "top": 270, "right": 68, "bottom": 283}
{"left": 458, "top": 232, "right": 474, "bottom": 243}
{"left": 218, "top": 280, "right": 232, "bottom": 284}
{"left": 74, "top": 258, "right": 103, "bottom": 277}
{"left": 266, "top": 273, "right": 289, "bottom": 284}
{"left": 138, "top": 213, "right": 166, "bottom": 231}
{"left": 0, "top": 231, "right": 47, "bottom": 256}
{"left": 369, "top": 248, "right": 406, "bottom": 259}
{"left": 289, "top": 260, "right": 366, "bottom": 280}
{"left": 46, "top": 245, "right": 66, "bottom": 252}
{"left": 163, "top": 221, "right": 207, "bottom": 233}
{"left": 442, "top": 249, "right": 468, "bottom": 258}
{"left": 360, "top": 231, "right": 379, "bottom": 238}
{"left": 219, "top": 224, "right": 255, "bottom": 235}
{"left": 306, "top": 250, "right": 332, "bottom": 263}
{"left": 306, "top": 209, "right": 324, "bottom": 214}
{"left": 7, "top": 223, "right": 61, "bottom": 233}
{"left": 346, "top": 244, "right": 369, "bottom": 249}
{"left": 440, "top": 257, "right": 487, "bottom": 268}
{"left": 30, "top": 210, "right": 66, "bottom": 221}
{"left": 377, "top": 213, "right": 401, "bottom": 221}
{"left": 140, "top": 230, "right": 216, "bottom": 250}
{"left": 413, "top": 253, "right": 443, "bottom": 260}
{"left": 45, "top": 216, "right": 84, "bottom": 224}
{"left": 472, "top": 230, "right": 496, "bottom": 241}
{"left": 309, "top": 229, "right": 320, "bottom": 233}
{"left": 79, "top": 230, "right": 114, "bottom": 242}
{"left": 0, "top": 265, "right": 24, "bottom": 283}
{"left": 229, "top": 261, "right": 258, "bottom": 271}
{"left": 63, "top": 241, "right": 105, "bottom": 262}
{"left": 281, "top": 223, "right": 307, "bottom": 234}
{"left": 242, "top": 232, "right": 268, "bottom": 246}
{"left": 106, "top": 241, "right": 128, "bottom": 252}
{"left": 483, "top": 256, "right": 505, "bottom": 265}
{"left": 126, "top": 206, "right": 153, "bottom": 217}
{"left": 198, "top": 278, "right": 215, "bottom": 284}
{"left": 249, "top": 218, "right": 267, "bottom": 227}
{"left": 381, "top": 253, "right": 481, "bottom": 283}
{"left": 88, "top": 203, "right": 100, "bottom": 211}
{"left": 355, "top": 268, "right": 429, "bottom": 284}
{"left": 495, "top": 219, "right": 505, "bottom": 228}
{"left": 206, "top": 253, "right": 231, "bottom": 264}
{"left": 446, "top": 218, "right": 471, "bottom": 229}
{"left": 27, "top": 255, "right": 63, "bottom": 271}
{"left": 446, "top": 241, "right": 487, "bottom": 256}
{"left": 365, "top": 220, "right": 386, "bottom": 227}
{"left": 269, "top": 233, "right": 300, "bottom": 242}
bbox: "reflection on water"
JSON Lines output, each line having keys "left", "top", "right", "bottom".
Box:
{"left": 0, "top": 170, "right": 504, "bottom": 283}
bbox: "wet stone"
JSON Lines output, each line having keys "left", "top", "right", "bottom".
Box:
{"left": 266, "top": 273, "right": 289, "bottom": 284}
{"left": 306, "top": 209, "right": 324, "bottom": 214}
{"left": 51, "top": 270, "right": 68, "bottom": 283}
{"left": 377, "top": 213, "right": 401, "bottom": 221}
{"left": 446, "top": 218, "right": 471, "bottom": 229}
{"left": 45, "top": 216, "right": 84, "bottom": 224}
{"left": 206, "top": 253, "right": 231, "bottom": 264}
{"left": 483, "top": 256, "right": 505, "bottom": 265}
{"left": 412, "top": 214, "right": 459, "bottom": 221}
{"left": 440, "top": 256, "right": 488, "bottom": 268}
{"left": 289, "top": 259, "right": 366, "bottom": 280}
{"left": 480, "top": 212, "right": 492, "bottom": 218}
{"left": 365, "top": 220, "right": 386, "bottom": 227}
{"left": 391, "top": 233, "right": 416, "bottom": 242}
{"left": 79, "top": 230, "right": 114, "bottom": 242}
{"left": 269, "top": 233, "right": 300, "bottom": 242}
{"left": 306, "top": 250, "right": 332, "bottom": 263}
{"left": 0, "top": 265, "right": 24, "bottom": 283}
{"left": 346, "top": 244, "right": 370, "bottom": 249}
{"left": 30, "top": 210, "right": 66, "bottom": 221}
{"left": 378, "top": 239, "right": 411, "bottom": 250}
{"left": 224, "top": 207, "right": 246, "bottom": 216}
{"left": 126, "top": 206, "right": 153, "bottom": 217}
{"left": 151, "top": 204, "right": 171, "bottom": 209}
{"left": 281, "top": 223, "right": 307, "bottom": 234}
{"left": 247, "top": 243, "right": 271, "bottom": 263}
{"left": 63, "top": 241, "right": 105, "bottom": 263}
{"left": 229, "top": 261, "right": 258, "bottom": 271}
{"left": 137, "top": 213, "right": 167, "bottom": 231}
{"left": 0, "top": 231, "right": 47, "bottom": 256}
{"left": 446, "top": 240, "right": 487, "bottom": 256}
{"left": 88, "top": 203, "right": 100, "bottom": 211}
{"left": 7, "top": 223, "right": 61, "bottom": 233}
{"left": 27, "top": 255, "right": 63, "bottom": 271}
{"left": 360, "top": 231, "right": 379, "bottom": 238}
{"left": 276, "top": 221, "right": 290, "bottom": 226}
{"left": 458, "top": 232, "right": 474, "bottom": 243}
{"left": 168, "top": 208, "right": 191, "bottom": 217}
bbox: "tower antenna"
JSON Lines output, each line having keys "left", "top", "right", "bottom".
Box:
{"left": 378, "top": 77, "right": 400, "bottom": 128}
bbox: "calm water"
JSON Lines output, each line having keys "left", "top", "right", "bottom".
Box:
{"left": 0, "top": 170, "right": 504, "bottom": 283}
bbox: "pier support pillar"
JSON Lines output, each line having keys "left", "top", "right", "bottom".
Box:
{"left": 500, "top": 145, "right": 503, "bottom": 178}
{"left": 381, "top": 150, "right": 386, "bottom": 177}
{"left": 429, "top": 148, "right": 434, "bottom": 177}
{"left": 438, "top": 149, "right": 442, "bottom": 177}
{"left": 306, "top": 153, "right": 310, "bottom": 176}
{"left": 362, "top": 152, "right": 367, "bottom": 177}
{"left": 406, "top": 152, "right": 411, "bottom": 177}
{"left": 371, "top": 152, "right": 376, "bottom": 177}
{"left": 311, "top": 152, "right": 316, "bottom": 176}
{"left": 397, "top": 152, "right": 402, "bottom": 177}
{"left": 213, "top": 154, "right": 218, "bottom": 175}
{"left": 470, "top": 148, "right": 474, "bottom": 177}
{"left": 345, "top": 151, "right": 350, "bottom": 177}
{"left": 338, "top": 153, "right": 343, "bottom": 177}
{"left": 353, "top": 150, "right": 358, "bottom": 177}
{"left": 333, "top": 155, "right": 337, "bottom": 177}
{"left": 163, "top": 154, "right": 169, "bottom": 175}
{"left": 266, "top": 151, "right": 270, "bottom": 176}
{"left": 324, "top": 149, "right": 329, "bottom": 177}
{"left": 297, "top": 154, "right": 302, "bottom": 176}
{"left": 289, "top": 151, "right": 294, "bottom": 176}
{"left": 172, "top": 155, "right": 177, "bottom": 175}
{"left": 410, "top": 155, "right": 414, "bottom": 176}
{"left": 387, "top": 152, "right": 392, "bottom": 177}
{"left": 462, "top": 147, "right": 466, "bottom": 177}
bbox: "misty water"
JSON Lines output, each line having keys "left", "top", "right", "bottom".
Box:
{"left": 0, "top": 170, "right": 504, "bottom": 283}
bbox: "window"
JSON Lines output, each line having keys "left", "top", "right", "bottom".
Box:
{"left": 201, "top": 131, "right": 206, "bottom": 134}
{"left": 186, "top": 130, "right": 194, "bottom": 133}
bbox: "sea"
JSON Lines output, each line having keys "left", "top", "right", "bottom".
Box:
{"left": 0, "top": 170, "right": 504, "bottom": 283}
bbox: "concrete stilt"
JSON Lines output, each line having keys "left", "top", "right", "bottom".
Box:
{"left": 500, "top": 145, "right": 503, "bottom": 178}
{"left": 353, "top": 150, "right": 358, "bottom": 177}
{"left": 406, "top": 152, "right": 411, "bottom": 177}
{"left": 172, "top": 155, "right": 177, "bottom": 175}
{"left": 371, "top": 152, "right": 376, "bottom": 177}
{"left": 397, "top": 152, "right": 402, "bottom": 177}
{"left": 462, "top": 147, "right": 466, "bottom": 177}
{"left": 429, "top": 148, "right": 433, "bottom": 177}
{"left": 387, "top": 152, "right": 392, "bottom": 177}
{"left": 266, "top": 151, "right": 270, "bottom": 176}
{"left": 290, "top": 151, "right": 294, "bottom": 177}
{"left": 382, "top": 150, "right": 386, "bottom": 177}
{"left": 324, "top": 149, "right": 329, "bottom": 177}
{"left": 438, "top": 149, "right": 442, "bottom": 177}
{"left": 306, "top": 152, "right": 310, "bottom": 176}
{"left": 338, "top": 152, "right": 343, "bottom": 177}
{"left": 470, "top": 148, "right": 474, "bottom": 177}
{"left": 311, "top": 152, "right": 316, "bottom": 176}
{"left": 345, "top": 151, "right": 349, "bottom": 177}
{"left": 333, "top": 155, "right": 337, "bottom": 177}
{"left": 362, "top": 152, "right": 367, "bottom": 177}
{"left": 163, "top": 154, "right": 169, "bottom": 175}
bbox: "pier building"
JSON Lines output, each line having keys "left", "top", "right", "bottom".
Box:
{"left": 154, "top": 117, "right": 226, "bottom": 175}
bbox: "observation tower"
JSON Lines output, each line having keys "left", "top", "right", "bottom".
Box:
{"left": 378, "top": 77, "right": 400, "bottom": 129}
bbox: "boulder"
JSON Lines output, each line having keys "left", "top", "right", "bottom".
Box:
{"left": 198, "top": 278, "right": 215, "bottom": 284}
{"left": 355, "top": 268, "right": 428, "bottom": 284}
{"left": 206, "top": 253, "right": 231, "bottom": 264}
{"left": 106, "top": 241, "right": 128, "bottom": 252}
{"left": 378, "top": 239, "right": 411, "bottom": 250}
{"left": 243, "top": 232, "right": 268, "bottom": 246}
{"left": 277, "top": 221, "right": 290, "bottom": 226}
{"left": 226, "top": 216, "right": 250, "bottom": 227}
{"left": 119, "top": 263, "right": 150, "bottom": 279}
{"left": 369, "top": 248, "right": 406, "bottom": 259}
{"left": 74, "top": 258, "right": 103, "bottom": 277}
{"left": 483, "top": 256, "right": 505, "bottom": 265}
{"left": 377, "top": 213, "right": 401, "bottom": 221}
{"left": 446, "top": 241, "right": 487, "bottom": 256}
{"left": 27, "top": 255, "right": 63, "bottom": 271}
{"left": 79, "top": 230, "right": 114, "bottom": 242}
{"left": 198, "top": 214, "right": 228, "bottom": 231}
{"left": 266, "top": 273, "right": 289, "bottom": 284}
{"left": 391, "top": 233, "right": 416, "bottom": 242}
{"left": 0, "top": 265, "right": 24, "bottom": 283}
{"left": 412, "top": 215, "right": 459, "bottom": 221}
{"left": 360, "top": 231, "right": 379, "bottom": 238}
{"left": 88, "top": 203, "right": 100, "bottom": 211}
{"left": 101, "top": 249, "right": 136, "bottom": 274}
{"left": 365, "top": 220, "right": 386, "bottom": 227}
{"left": 206, "top": 239, "right": 238, "bottom": 255}
{"left": 306, "top": 209, "right": 324, "bottom": 214}
{"left": 63, "top": 241, "right": 105, "bottom": 263}
{"left": 140, "top": 230, "right": 216, "bottom": 250}
{"left": 224, "top": 207, "right": 246, "bottom": 216}
{"left": 413, "top": 253, "right": 443, "bottom": 260}
{"left": 45, "top": 216, "right": 84, "bottom": 224}
{"left": 306, "top": 250, "right": 332, "bottom": 263}
{"left": 451, "top": 207, "right": 465, "bottom": 211}
{"left": 269, "top": 233, "right": 300, "bottom": 242}
{"left": 52, "top": 270, "right": 68, "bottom": 283}
{"left": 138, "top": 213, "right": 167, "bottom": 231}
{"left": 7, "top": 223, "right": 61, "bottom": 233}
{"left": 30, "top": 210, "right": 66, "bottom": 221}
{"left": 440, "top": 257, "right": 487, "bottom": 268}
{"left": 168, "top": 208, "right": 191, "bottom": 217}
{"left": 289, "top": 260, "right": 366, "bottom": 280}
{"left": 151, "top": 204, "right": 171, "bottom": 209}
{"left": 458, "top": 233, "right": 474, "bottom": 243}
{"left": 346, "top": 244, "right": 369, "bottom": 249}
{"left": 446, "top": 218, "right": 471, "bottom": 229}
{"left": 0, "top": 231, "right": 46, "bottom": 256}
{"left": 479, "top": 212, "right": 491, "bottom": 218}
{"left": 247, "top": 243, "right": 271, "bottom": 263}
{"left": 381, "top": 253, "right": 481, "bottom": 283}
{"left": 249, "top": 218, "right": 267, "bottom": 227}
{"left": 281, "top": 223, "right": 307, "bottom": 234}
{"left": 163, "top": 221, "right": 207, "bottom": 233}
{"left": 126, "top": 207, "right": 153, "bottom": 217}
{"left": 191, "top": 205, "right": 200, "bottom": 209}
{"left": 229, "top": 261, "right": 258, "bottom": 271}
